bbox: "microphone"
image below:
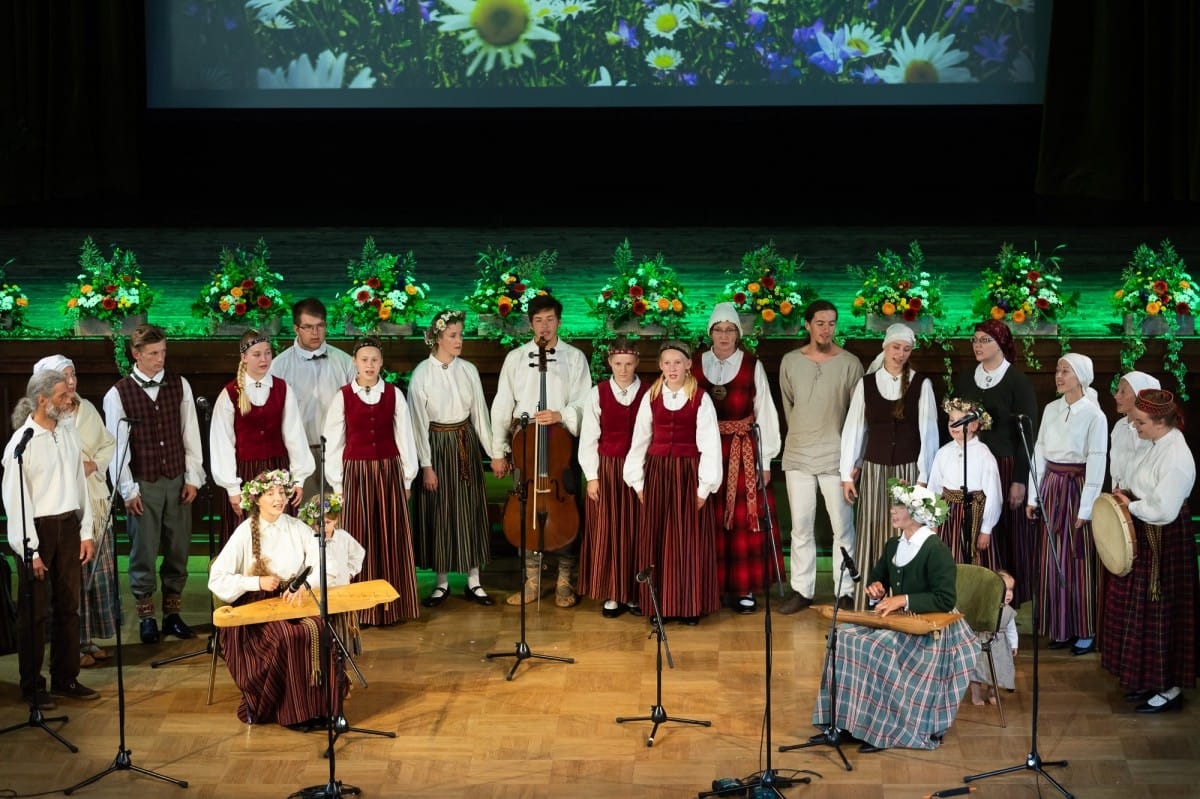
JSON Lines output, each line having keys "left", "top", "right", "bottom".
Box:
{"left": 286, "top": 564, "right": 313, "bottom": 594}
{"left": 949, "top": 411, "right": 980, "bottom": 429}
{"left": 12, "top": 427, "right": 34, "bottom": 458}
{"left": 195, "top": 395, "right": 210, "bottom": 419}
{"left": 1014, "top": 413, "right": 1031, "bottom": 421}
{"left": 635, "top": 564, "right": 655, "bottom": 584}
{"left": 839, "top": 546, "right": 861, "bottom": 583}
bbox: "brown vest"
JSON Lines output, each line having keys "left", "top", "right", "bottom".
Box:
{"left": 862, "top": 373, "right": 922, "bottom": 466}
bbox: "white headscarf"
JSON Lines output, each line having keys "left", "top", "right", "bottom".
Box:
{"left": 866, "top": 323, "right": 916, "bottom": 375}
{"left": 1120, "top": 370, "right": 1161, "bottom": 396}
{"left": 707, "top": 302, "right": 741, "bottom": 337}
{"left": 33, "top": 354, "right": 74, "bottom": 375}
{"left": 1060, "top": 353, "right": 1099, "bottom": 402}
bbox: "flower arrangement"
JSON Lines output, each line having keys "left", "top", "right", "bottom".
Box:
{"left": 239, "top": 468, "right": 299, "bottom": 510}
{"left": 0, "top": 259, "right": 30, "bottom": 329}
{"left": 63, "top": 237, "right": 155, "bottom": 324}
{"left": 942, "top": 397, "right": 993, "bottom": 432}
{"left": 716, "top": 242, "right": 813, "bottom": 337}
{"left": 298, "top": 493, "right": 344, "bottom": 526}
{"left": 335, "top": 237, "right": 430, "bottom": 333}
{"left": 193, "top": 238, "right": 289, "bottom": 329}
{"left": 972, "top": 242, "right": 1076, "bottom": 329}
{"left": 587, "top": 239, "right": 690, "bottom": 337}
{"left": 887, "top": 477, "right": 950, "bottom": 528}
{"left": 849, "top": 241, "right": 946, "bottom": 326}
{"left": 462, "top": 245, "right": 556, "bottom": 320}
{"left": 1111, "top": 240, "right": 1197, "bottom": 400}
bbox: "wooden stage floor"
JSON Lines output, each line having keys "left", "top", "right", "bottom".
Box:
{"left": 2, "top": 558, "right": 1198, "bottom": 799}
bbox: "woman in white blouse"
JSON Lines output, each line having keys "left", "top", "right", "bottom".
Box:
{"left": 407, "top": 310, "right": 496, "bottom": 609}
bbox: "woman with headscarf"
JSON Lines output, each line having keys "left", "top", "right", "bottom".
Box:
{"left": 694, "top": 302, "right": 783, "bottom": 614}
{"left": 32, "top": 355, "right": 117, "bottom": 668}
{"left": 1109, "top": 371, "right": 1161, "bottom": 493}
{"left": 1025, "top": 353, "right": 1108, "bottom": 655}
{"left": 1102, "top": 389, "right": 1197, "bottom": 713}
{"left": 952, "top": 320, "right": 1040, "bottom": 603}
{"left": 840, "top": 323, "right": 939, "bottom": 609}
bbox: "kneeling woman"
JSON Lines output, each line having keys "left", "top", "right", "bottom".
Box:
{"left": 813, "top": 479, "right": 977, "bottom": 752}
{"left": 208, "top": 469, "right": 336, "bottom": 726}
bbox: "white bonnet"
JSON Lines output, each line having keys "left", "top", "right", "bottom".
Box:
{"left": 33, "top": 354, "right": 74, "bottom": 375}
{"left": 707, "top": 302, "right": 741, "bottom": 336}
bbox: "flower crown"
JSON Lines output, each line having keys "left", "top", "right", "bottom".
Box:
{"left": 942, "top": 397, "right": 993, "bottom": 431}
{"left": 424, "top": 309, "right": 466, "bottom": 347}
{"left": 887, "top": 478, "right": 949, "bottom": 528}
{"left": 298, "top": 493, "right": 343, "bottom": 526}
{"left": 240, "top": 469, "right": 298, "bottom": 511}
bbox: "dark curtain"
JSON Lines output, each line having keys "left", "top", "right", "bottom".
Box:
{"left": 0, "top": 1, "right": 143, "bottom": 211}
{"left": 1036, "top": 1, "right": 1200, "bottom": 207}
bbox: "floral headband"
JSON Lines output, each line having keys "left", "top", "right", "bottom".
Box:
{"left": 942, "top": 397, "right": 993, "bottom": 431}
{"left": 240, "top": 469, "right": 298, "bottom": 511}
{"left": 298, "top": 493, "right": 343, "bottom": 526}
{"left": 424, "top": 309, "right": 466, "bottom": 347}
{"left": 887, "top": 478, "right": 950, "bottom": 528}
{"left": 239, "top": 334, "right": 271, "bottom": 355}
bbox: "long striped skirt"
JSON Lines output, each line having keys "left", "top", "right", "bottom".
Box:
{"left": 812, "top": 617, "right": 977, "bottom": 749}
{"left": 343, "top": 456, "right": 419, "bottom": 626}
{"left": 1101, "top": 506, "right": 1198, "bottom": 693}
{"left": 939, "top": 489, "right": 999, "bottom": 570}
{"left": 996, "top": 455, "right": 1037, "bottom": 606}
{"left": 81, "top": 489, "right": 119, "bottom": 643}
{"left": 223, "top": 592, "right": 337, "bottom": 726}
{"left": 852, "top": 460, "right": 919, "bottom": 610}
{"left": 411, "top": 420, "right": 491, "bottom": 574}
{"left": 578, "top": 454, "right": 641, "bottom": 605}
{"left": 710, "top": 433, "right": 784, "bottom": 597}
{"left": 1035, "top": 462, "right": 1098, "bottom": 640}
{"left": 221, "top": 456, "right": 289, "bottom": 549}
{"left": 634, "top": 454, "right": 721, "bottom": 619}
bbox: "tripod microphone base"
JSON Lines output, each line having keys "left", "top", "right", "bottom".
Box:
{"left": 778, "top": 725, "right": 853, "bottom": 771}
{"left": 0, "top": 707, "right": 78, "bottom": 753}
{"left": 292, "top": 780, "right": 361, "bottom": 798}
{"left": 150, "top": 633, "right": 215, "bottom": 668}
{"left": 964, "top": 751, "right": 1073, "bottom": 799}
{"left": 486, "top": 640, "right": 575, "bottom": 681}
{"left": 63, "top": 747, "right": 188, "bottom": 794}
{"left": 698, "top": 768, "right": 809, "bottom": 798}
{"left": 305, "top": 714, "right": 397, "bottom": 758}
{"left": 616, "top": 704, "right": 712, "bottom": 747}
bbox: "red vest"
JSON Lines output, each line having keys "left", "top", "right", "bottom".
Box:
{"left": 647, "top": 390, "right": 702, "bottom": 458}
{"left": 696, "top": 351, "right": 757, "bottom": 422}
{"left": 341, "top": 383, "right": 401, "bottom": 461}
{"left": 114, "top": 374, "right": 186, "bottom": 481}
{"left": 597, "top": 380, "right": 649, "bottom": 458}
{"left": 225, "top": 378, "right": 288, "bottom": 461}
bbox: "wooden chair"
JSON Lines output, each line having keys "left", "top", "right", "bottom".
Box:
{"left": 955, "top": 563, "right": 1007, "bottom": 727}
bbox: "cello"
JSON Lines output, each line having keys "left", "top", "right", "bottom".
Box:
{"left": 502, "top": 336, "right": 581, "bottom": 553}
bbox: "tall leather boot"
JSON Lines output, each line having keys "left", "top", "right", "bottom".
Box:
{"left": 506, "top": 552, "right": 551, "bottom": 606}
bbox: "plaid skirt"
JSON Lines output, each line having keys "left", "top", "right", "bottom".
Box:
{"left": 813, "top": 617, "right": 977, "bottom": 749}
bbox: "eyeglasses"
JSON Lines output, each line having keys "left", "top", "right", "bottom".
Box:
{"left": 970, "top": 336, "right": 994, "bottom": 345}
{"left": 297, "top": 323, "right": 327, "bottom": 332}
{"left": 710, "top": 326, "right": 740, "bottom": 335}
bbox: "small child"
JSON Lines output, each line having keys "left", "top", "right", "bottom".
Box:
{"left": 971, "top": 569, "right": 1019, "bottom": 705}
{"left": 299, "top": 494, "right": 365, "bottom": 654}
{"left": 927, "top": 397, "right": 1004, "bottom": 568}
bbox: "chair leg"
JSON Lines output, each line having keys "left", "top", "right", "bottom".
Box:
{"left": 984, "top": 648, "right": 1006, "bottom": 728}
{"left": 207, "top": 627, "right": 221, "bottom": 706}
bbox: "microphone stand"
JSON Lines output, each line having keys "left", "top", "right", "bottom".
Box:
{"left": 964, "top": 416, "right": 1072, "bottom": 798}
{"left": 66, "top": 418, "right": 188, "bottom": 793}
{"left": 486, "top": 414, "right": 574, "bottom": 680}
{"left": 152, "top": 396, "right": 216, "bottom": 668}
{"left": 0, "top": 432, "right": 77, "bottom": 753}
{"left": 616, "top": 565, "right": 711, "bottom": 746}
{"left": 958, "top": 422, "right": 975, "bottom": 564}
{"left": 705, "top": 424, "right": 813, "bottom": 797}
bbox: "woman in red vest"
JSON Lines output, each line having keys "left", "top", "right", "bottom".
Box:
{"left": 210, "top": 329, "right": 314, "bottom": 548}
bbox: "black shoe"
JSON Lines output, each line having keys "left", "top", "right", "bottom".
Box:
{"left": 422, "top": 586, "right": 450, "bottom": 608}
{"left": 162, "top": 613, "right": 196, "bottom": 639}
{"left": 51, "top": 680, "right": 99, "bottom": 701}
{"left": 601, "top": 600, "right": 626, "bottom": 619}
{"left": 139, "top": 617, "right": 160, "bottom": 644}
{"left": 736, "top": 595, "right": 757, "bottom": 615}
{"left": 836, "top": 595, "right": 855, "bottom": 611}
{"left": 463, "top": 585, "right": 495, "bottom": 606}
{"left": 777, "top": 592, "right": 812, "bottom": 615}
{"left": 1070, "top": 639, "right": 1097, "bottom": 656}
{"left": 858, "top": 742, "right": 886, "bottom": 754}
{"left": 682, "top": 616, "right": 700, "bottom": 626}
{"left": 1124, "top": 690, "right": 1154, "bottom": 703}
{"left": 1047, "top": 636, "right": 1077, "bottom": 650}
{"left": 1135, "top": 693, "right": 1184, "bottom": 713}
{"left": 21, "top": 689, "right": 56, "bottom": 711}
{"left": 625, "top": 603, "right": 643, "bottom": 617}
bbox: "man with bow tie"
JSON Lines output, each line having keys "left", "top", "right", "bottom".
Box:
{"left": 270, "top": 298, "right": 356, "bottom": 499}
{"left": 103, "top": 324, "right": 206, "bottom": 644}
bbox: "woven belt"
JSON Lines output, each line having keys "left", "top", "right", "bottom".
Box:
{"left": 431, "top": 420, "right": 471, "bottom": 483}
{"left": 717, "top": 415, "right": 757, "bottom": 531}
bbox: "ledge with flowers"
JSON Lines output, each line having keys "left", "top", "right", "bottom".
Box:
{"left": 62, "top": 237, "right": 155, "bottom": 337}
{"left": 192, "top": 238, "right": 291, "bottom": 336}
{"left": 463, "top": 245, "right": 557, "bottom": 347}
{"left": 849, "top": 241, "right": 946, "bottom": 337}
{"left": 715, "top": 241, "right": 814, "bottom": 348}
{"left": 334, "top": 237, "right": 431, "bottom": 337}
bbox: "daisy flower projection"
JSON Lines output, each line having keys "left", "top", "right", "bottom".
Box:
{"left": 841, "top": 22, "right": 885, "bottom": 58}
{"left": 435, "top": 0, "right": 561, "bottom": 77}
{"left": 644, "top": 4, "right": 692, "bottom": 40}
{"left": 257, "top": 50, "right": 376, "bottom": 88}
{"left": 645, "top": 47, "right": 684, "bottom": 72}
{"left": 875, "top": 28, "right": 975, "bottom": 84}
{"left": 590, "top": 66, "right": 630, "bottom": 86}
